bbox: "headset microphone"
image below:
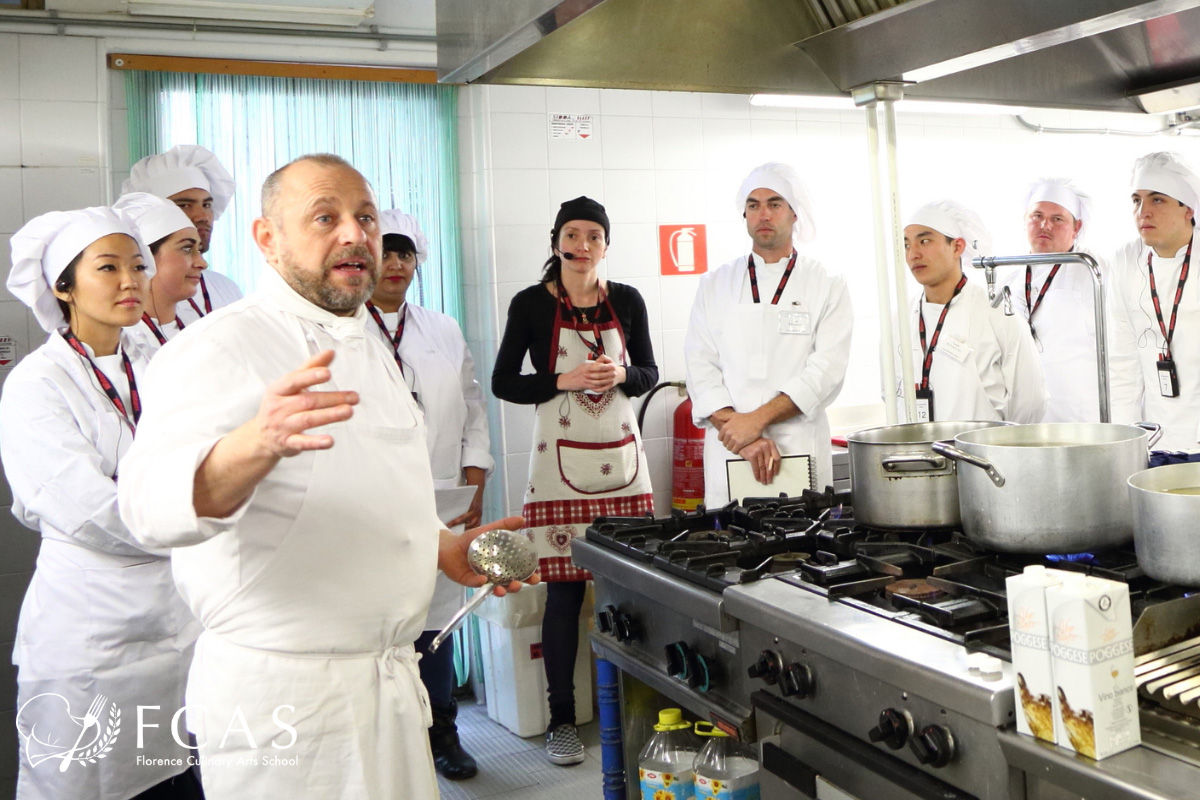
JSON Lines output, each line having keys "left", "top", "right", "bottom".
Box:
{"left": 560, "top": 252, "right": 577, "bottom": 260}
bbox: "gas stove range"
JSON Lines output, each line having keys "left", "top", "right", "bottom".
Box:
{"left": 575, "top": 491, "right": 1200, "bottom": 799}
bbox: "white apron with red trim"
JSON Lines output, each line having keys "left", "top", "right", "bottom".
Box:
{"left": 521, "top": 297, "right": 654, "bottom": 582}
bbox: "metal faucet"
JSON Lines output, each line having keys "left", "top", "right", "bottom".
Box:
{"left": 971, "top": 252, "right": 1110, "bottom": 423}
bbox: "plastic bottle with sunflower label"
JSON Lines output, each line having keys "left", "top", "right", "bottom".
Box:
{"left": 638, "top": 708, "right": 701, "bottom": 799}
{"left": 693, "top": 721, "right": 760, "bottom": 800}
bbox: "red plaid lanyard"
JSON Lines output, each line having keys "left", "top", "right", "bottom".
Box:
{"left": 365, "top": 301, "right": 407, "bottom": 376}
{"left": 747, "top": 250, "right": 798, "bottom": 304}
{"left": 140, "top": 312, "right": 183, "bottom": 346}
{"left": 917, "top": 275, "right": 968, "bottom": 390}
{"left": 1147, "top": 241, "right": 1193, "bottom": 360}
{"left": 187, "top": 274, "right": 214, "bottom": 317}
{"left": 62, "top": 330, "right": 140, "bottom": 431}
{"left": 557, "top": 281, "right": 606, "bottom": 359}
{"left": 1024, "top": 264, "right": 1061, "bottom": 329}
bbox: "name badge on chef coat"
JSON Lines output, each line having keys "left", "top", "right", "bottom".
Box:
{"left": 938, "top": 336, "right": 970, "bottom": 364}
{"left": 778, "top": 310, "right": 811, "bottom": 335}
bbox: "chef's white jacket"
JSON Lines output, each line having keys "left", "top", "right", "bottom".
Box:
{"left": 901, "top": 281, "right": 1048, "bottom": 424}
{"left": 117, "top": 269, "right": 443, "bottom": 798}
{"left": 123, "top": 314, "right": 184, "bottom": 355}
{"left": 685, "top": 252, "right": 853, "bottom": 505}
{"left": 372, "top": 302, "right": 493, "bottom": 629}
{"left": 1107, "top": 232, "right": 1200, "bottom": 450}
{"left": 174, "top": 269, "right": 242, "bottom": 326}
{"left": 0, "top": 331, "right": 196, "bottom": 799}
{"left": 1001, "top": 258, "right": 1102, "bottom": 422}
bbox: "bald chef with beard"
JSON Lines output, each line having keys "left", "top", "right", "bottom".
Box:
{"left": 118, "top": 153, "right": 532, "bottom": 799}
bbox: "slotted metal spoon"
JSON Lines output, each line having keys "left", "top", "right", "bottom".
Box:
{"left": 427, "top": 529, "right": 538, "bottom": 653}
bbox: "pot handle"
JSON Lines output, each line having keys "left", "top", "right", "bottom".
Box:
{"left": 881, "top": 454, "right": 947, "bottom": 472}
{"left": 1134, "top": 421, "right": 1163, "bottom": 449}
{"left": 930, "top": 440, "right": 1006, "bottom": 488}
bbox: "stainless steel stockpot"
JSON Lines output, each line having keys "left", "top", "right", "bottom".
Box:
{"left": 846, "top": 420, "right": 1012, "bottom": 529}
{"left": 1128, "top": 463, "right": 1200, "bottom": 585}
{"left": 932, "top": 422, "right": 1161, "bottom": 553}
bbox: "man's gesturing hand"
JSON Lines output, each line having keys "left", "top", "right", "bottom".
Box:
{"left": 256, "top": 350, "right": 359, "bottom": 458}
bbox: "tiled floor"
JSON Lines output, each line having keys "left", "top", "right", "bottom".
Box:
{"left": 436, "top": 699, "right": 606, "bottom": 800}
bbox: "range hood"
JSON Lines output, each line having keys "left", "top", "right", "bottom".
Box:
{"left": 436, "top": 0, "right": 1200, "bottom": 112}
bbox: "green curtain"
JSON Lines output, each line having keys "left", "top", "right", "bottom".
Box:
{"left": 124, "top": 70, "right": 463, "bottom": 323}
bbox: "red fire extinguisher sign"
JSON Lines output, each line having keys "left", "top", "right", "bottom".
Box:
{"left": 659, "top": 224, "right": 707, "bottom": 276}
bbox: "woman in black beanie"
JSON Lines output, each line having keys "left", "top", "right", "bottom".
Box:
{"left": 492, "top": 196, "right": 658, "bottom": 766}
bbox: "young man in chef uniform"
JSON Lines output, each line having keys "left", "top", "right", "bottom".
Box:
{"left": 1107, "top": 151, "right": 1200, "bottom": 450}
{"left": 684, "top": 162, "right": 853, "bottom": 506}
{"left": 901, "top": 200, "right": 1047, "bottom": 424}
{"left": 1001, "top": 178, "right": 1102, "bottom": 422}
{"left": 122, "top": 144, "right": 243, "bottom": 324}
{"left": 117, "top": 153, "right": 531, "bottom": 799}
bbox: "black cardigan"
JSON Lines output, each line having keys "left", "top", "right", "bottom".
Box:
{"left": 491, "top": 281, "right": 659, "bottom": 405}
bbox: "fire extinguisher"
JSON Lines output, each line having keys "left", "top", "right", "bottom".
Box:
{"left": 672, "top": 395, "right": 705, "bottom": 511}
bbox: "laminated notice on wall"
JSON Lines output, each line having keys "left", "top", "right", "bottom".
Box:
{"left": 0, "top": 336, "right": 15, "bottom": 367}
{"left": 549, "top": 113, "right": 594, "bottom": 140}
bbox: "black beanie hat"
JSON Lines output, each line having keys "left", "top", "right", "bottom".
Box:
{"left": 553, "top": 196, "right": 610, "bottom": 243}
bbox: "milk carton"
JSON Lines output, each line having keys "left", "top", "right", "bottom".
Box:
{"left": 1007, "top": 565, "right": 1063, "bottom": 743}
{"left": 1045, "top": 575, "right": 1140, "bottom": 760}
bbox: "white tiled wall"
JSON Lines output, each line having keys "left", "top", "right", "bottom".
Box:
{"left": 458, "top": 83, "right": 1200, "bottom": 521}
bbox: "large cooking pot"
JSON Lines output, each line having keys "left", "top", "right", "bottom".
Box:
{"left": 931, "top": 422, "right": 1161, "bottom": 553}
{"left": 846, "top": 420, "right": 1012, "bottom": 529}
{"left": 1128, "top": 463, "right": 1200, "bottom": 585}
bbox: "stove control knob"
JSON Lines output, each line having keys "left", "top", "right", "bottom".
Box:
{"left": 613, "top": 612, "right": 639, "bottom": 643}
{"left": 779, "top": 662, "right": 814, "bottom": 698}
{"left": 747, "top": 650, "right": 783, "bottom": 685}
{"left": 868, "top": 708, "right": 911, "bottom": 750}
{"left": 909, "top": 724, "right": 956, "bottom": 768}
{"left": 597, "top": 606, "right": 617, "bottom": 635}
{"left": 687, "top": 651, "right": 713, "bottom": 692}
{"left": 665, "top": 642, "right": 693, "bottom": 680}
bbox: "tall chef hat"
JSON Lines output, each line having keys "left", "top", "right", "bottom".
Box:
{"left": 736, "top": 162, "right": 817, "bottom": 244}
{"left": 112, "top": 192, "right": 195, "bottom": 274}
{"left": 907, "top": 200, "right": 993, "bottom": 265}
{"left": 8, "top": 207, "right": 142, "bottom": 333}
{"left": 1131, "top": 151, "right": 1200, "bottom": 211}
{"left": 379, "top": 209, "right": 429, "bottom": 266}
{"left": 121, "top": 144, "right": 236, "bottom": 219}
{"left": 1026, "top": 177, "right": 1090, "bottom": 248}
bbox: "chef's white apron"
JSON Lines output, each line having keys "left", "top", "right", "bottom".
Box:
{"left": 522, "top": 295, "right": 654, "bottom": 582}
{"left": 185, "top": 406, "right": 439, "bottom": 799}
{"left": 703, "top": 301, "right": 830, "bottom": 507}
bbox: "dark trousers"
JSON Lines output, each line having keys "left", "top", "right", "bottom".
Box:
{"left": 415, "top": 629, "right": 456, "bottom": 709}
{"left": 542, "top": 580, "right": 587, "bottom": 729}
{"left": 134, "top": 766, "right": 205, "bottom": 799}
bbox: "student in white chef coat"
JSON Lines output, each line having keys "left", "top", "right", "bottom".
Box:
{"left": 116, "top": 153, "right": 531, "bottom": 799}
{"left": 684, "top": 162, "right": 853, "bottom": 506}
{"left": 122, "top": 144, "right": 242, "bottom": 325}
{"left": 1107, "top": 151, "right": 1200, "bottom": 450}
{"left": 901, "top": 200, "right": 1047, "bottom": 424}
{"left": 113, "top": 192, "right": 209, "bottom": 352}
{"left": 1, "top": 208, "right": 200, "bottom": 799}
{"left": 1001, "top": 179, "right": 1100, "bottom": 422}
{"left": 365, "top": 209, "right": 492, "bottom": 779}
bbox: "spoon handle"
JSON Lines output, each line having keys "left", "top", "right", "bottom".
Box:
{"left": 428, "top": 582, "right": 497, "bottom": 654}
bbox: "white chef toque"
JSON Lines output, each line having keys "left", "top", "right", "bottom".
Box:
{"left": 122, "top": 144, "right": 236, "bottom": 219}
{"left": 112, "top": 192, "right": 196, "bottom": 274}
{"left": 8, "top": 207, "right": 145, "bottom": 333}
{"left": 907, "top": 200, "right": 993, "bottom": 266}
{"left": 1131, "top": 151, "right": 1200, "bottom": 211}
{"left": 1025, "top": 177, "right": 1091, "bottom": 248}
{"left": 736, "top": 162, "right": 817, "bottom": 245}
{"left": 380, "top": 209, "right": 429, "bottom": 266}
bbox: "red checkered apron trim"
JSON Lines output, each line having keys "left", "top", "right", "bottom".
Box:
{"left": 524, "top": 493, "right": 654, "bottom": 582}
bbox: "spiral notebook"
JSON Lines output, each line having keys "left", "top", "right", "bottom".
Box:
{"left": 725, "top": 454, "right": 815, "bottom": 504}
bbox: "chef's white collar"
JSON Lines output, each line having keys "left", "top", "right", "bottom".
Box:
{"left": 261, "top": 265, "right": 369, "bottom": 338}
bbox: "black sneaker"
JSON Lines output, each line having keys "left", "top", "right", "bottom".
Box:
{"left": 545, "top": 723, "right": 585, "bottom": 766}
